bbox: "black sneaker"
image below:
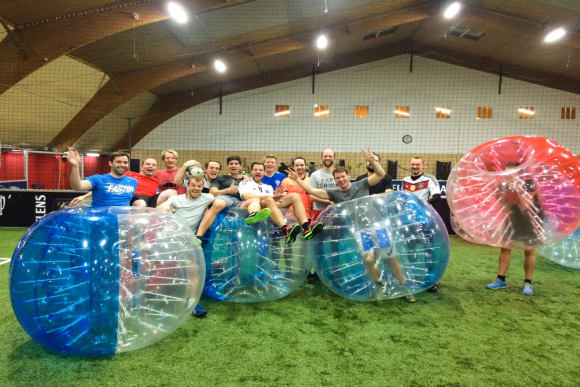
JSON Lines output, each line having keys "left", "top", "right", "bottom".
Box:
{"left": 426, "top": 283, "right": 438, "bottom": 293}
{"left": 283, "top": 224, "right": 301, "bottom": 244}
{"left": 306, "top": 272, "right": 319, "bottom": 283}
{"left": 303, "top": 221, "right": 324, "bottom": 240}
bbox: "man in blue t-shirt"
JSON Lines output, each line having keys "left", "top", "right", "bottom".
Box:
{"left": 67, "top": 149, "right": 137, "bottom": 207}
{"left": 261, "top": 154, "right": 286, "bottom": 190}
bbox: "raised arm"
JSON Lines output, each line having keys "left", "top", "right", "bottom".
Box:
{"left": 174, "top": 159, "right": 201, "bottom": 185}
{"left": 67, "top": 148, "right": 92, "bottom": 191}
{"left": 286, "top": 169, "right": 330, "bottom": 200}
{"left": 364, "top": 149, "right": 385, "bottom": 186}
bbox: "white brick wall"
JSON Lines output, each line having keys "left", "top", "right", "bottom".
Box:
{"left": 136, "top": 55, "right": 580, "bottom": 154}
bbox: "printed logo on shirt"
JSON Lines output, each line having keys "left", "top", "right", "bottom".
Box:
{"left": 403, "top": 181, "right": 428, "bottom": 192}
{"left": 105, "top": 182, "right": 136, "bottom": 194}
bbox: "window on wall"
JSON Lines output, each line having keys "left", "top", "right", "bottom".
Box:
{"left": 477, "top": 106, "right": 492, "bottom": 119}
{"left": 561, "top": 107, "right": 576, "bottom": 119}
{"left": 274, "top": 104, "right": 290, "bottom": 117}
{"left": 314, "top": 104, "right": 329, "bottom": 118}
{"left": 435, "top": 106, "right": 451, "bottom": 119}
{"left": 355, "top": 105, "right": 369, "bottom": 118}
{"left": 394, "top": 106, "right": 410, "bottom": 118}
{"left": 518, "top": 106, "right": 535, "bottom": 119}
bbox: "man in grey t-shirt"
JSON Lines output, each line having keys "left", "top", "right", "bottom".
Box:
{"left": 309, "top": 148, "right": 338, "bottom": 220}
{"left": 287, "top": 150, "right": 411, "bottom": 299}
{"left": 158, "top": 174, "right": 214, "bottom": 318}
{"left": 158, "top": 175, "right": 214, "bottom": 232}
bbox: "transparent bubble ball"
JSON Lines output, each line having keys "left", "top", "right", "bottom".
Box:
{"left": 447, "top": 136, "right": 580, "bottom": 249}
{"left": 538, "top": 226, "right": 580, "bottom": 269}
{"left": 311, "top": 191, "right": 450, "bottom": 301}
{"left": 202, "top": 208, "right": 311, "bottom": 303}
{"left": 9, "top": 207, "right": 205, "bottom": 355}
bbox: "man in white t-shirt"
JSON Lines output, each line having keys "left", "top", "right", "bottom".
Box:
{"left": 238, "top": 162, "right": 324, "bottom": 244}
{"left": 309, "top": 148, "right": 338, "bottom": 220}
{"left": 401, "top": 157, "right": 441, "bottom": 204}
{"left": 401, "top": 156, "right": 441, "bottom": 293}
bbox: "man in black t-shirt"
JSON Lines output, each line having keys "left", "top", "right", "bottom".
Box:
{"left": 355, "top": 152, "right": 393, "bottom": 194}
{"left": 486, "top": 162, "right": 542, "bottom": 296}
{"left": 196, "top": 155, "right": 245, "bottom": 239}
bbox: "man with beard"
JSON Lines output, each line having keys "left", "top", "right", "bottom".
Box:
{"left": 278, "top": 156, "right": 313, "bottom": 220}
{"left": 401, "top": 156, "right": 441, "bottom": 204}
{"left": 239, "top": 162, "right": 324, "bottom": 244}
{"left": 159, "top": 175, "right": 215, "bottom": 317}
{"left": 194, "top": 156, "right": 246, "bottom": 239}
{"left": 309, "top": 148, "right": 338, "bottom": 220}
{"left": 356, "top": 152, "right": 393, "bottom": 194}
{"left": 262, "top": 154, "right": 286, "bottom": 190}
{"left": 286, "top": 149, "right": 417, "bottom": 301}
{"left": 67, "top": 149, "right": 137, "bottom": 207}
{"left": 401, "top": 156, "right": 441, "bottom": 293}
{"left": 69, "top": 157, "right": 160, "bottom": 208}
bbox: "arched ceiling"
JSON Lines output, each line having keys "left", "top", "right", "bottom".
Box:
{"left": 0, "top": 0, "right": 579, "bottom": 151}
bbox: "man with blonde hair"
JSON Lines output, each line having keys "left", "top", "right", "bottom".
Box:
{"left": 262, "top": 154, "right": 286, "bottom": 190}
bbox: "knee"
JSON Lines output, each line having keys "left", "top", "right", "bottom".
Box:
{"left": 262, "top": 196, "right": 275, "bottom": 205}
{"left": 363, "top": 253, "right": 374, "bottom": 264}
{"left": 288, "top": 193, "right": 299, "bottom": 202}
{"left": 214, "top": 199, "right": 227, "bottom": 211}
{"left": 132, "top": 199, "right": 146, "bottom": 208}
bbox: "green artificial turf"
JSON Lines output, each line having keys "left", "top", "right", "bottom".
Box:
{"left": 0, "top": 229, "right": 578, "bottom": 386}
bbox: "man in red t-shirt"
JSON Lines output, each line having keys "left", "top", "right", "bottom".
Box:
{"left": 154, "top": 149, "right": 187, "bottom": 205}
{"left": 127, "top": 158, "right": 160, "bottom": 207}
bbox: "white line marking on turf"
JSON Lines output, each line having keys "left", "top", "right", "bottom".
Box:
{"left": 0, "top": 258, "right": 11, "bottom": 266}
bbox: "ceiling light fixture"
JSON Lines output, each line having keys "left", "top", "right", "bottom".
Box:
{"left": 167, "top": 2, "right": 188, "bottom": 24}
{"left": 443, "top": 2, "right": 461, "bottom": 19}
{"left": 85, "top": 152, "right": 100, "bottom": 157}
{"left": 214, "top": 59, "right": 227, "bottom": 73}
{"left": 544, "top": 27, "right": 566, "bottom": 43}
{"left": 316, "top": 34, "right": 328, "bottom": 49}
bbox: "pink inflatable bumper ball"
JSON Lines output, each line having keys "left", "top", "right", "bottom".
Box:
{"left": 446, "top": 136, "right": 580, "bottom": 249}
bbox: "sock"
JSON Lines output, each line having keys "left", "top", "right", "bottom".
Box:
{"left": 498, "top": 275, "right": 506, "bottom": 282}
{"left": 524, "top": 279, "right": 532, "bottom": 284}
{"left": 302, "top": 222, "right": 310, "bottom": 230}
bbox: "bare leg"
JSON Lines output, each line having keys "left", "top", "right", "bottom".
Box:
{"left": 196, "top": 199, "right": 227, "bottom": 237}
{"left": 244, "top": 197, "right": 262, "bottom": 214}
{"left": 498, "top": 248, "right": 511, "bottom": 276}
{"left": 363, "top": 252, "right": 381, "bottom": 282}
{"left": 387, "top": 257, "right": 407, "bottom": 286}
{"left": 277, "top": 193, "right": 308, "bottom": 224}
{"left": 132, "top": 199, "right": 146, "bottom": 207}
{"left": 261, "top": 196, "right": 285, "bottom": 227}
{"left": 523, "top": 249, "right": 536, "bottom": 281}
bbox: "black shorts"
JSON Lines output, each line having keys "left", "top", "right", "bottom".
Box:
{"left": 131, "top": 194, "right": 160, "bottom": 208}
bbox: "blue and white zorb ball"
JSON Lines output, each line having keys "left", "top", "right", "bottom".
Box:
{"left": 538, "top": 226, "right": 580, "bottom": 269}
{"left": 202, "top": 208, "right": 311, "bottom": 303}
{"left": 9, "top": 207, "right": 205, "bottom": 355}
{"left": 312, "top": 191, "right": 450, "bottom": 301}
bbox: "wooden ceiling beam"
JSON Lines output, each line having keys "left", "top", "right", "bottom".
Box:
{"left": 0, "top": 0, "right": 253, "bottom": 96}
{"left": 410, "top": 40, "right": 580, "bottom": 94}
{"left": 50, "top": 39, "right": 305, "bottom": 151}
